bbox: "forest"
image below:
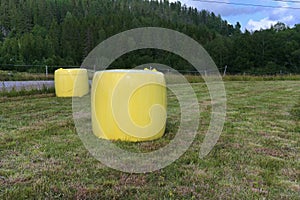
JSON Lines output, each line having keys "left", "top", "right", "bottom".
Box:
{"left": 0, "top": 0, "right": 300, "bottom": 74}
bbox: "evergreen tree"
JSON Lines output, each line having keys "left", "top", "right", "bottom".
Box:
{"left": 0, "top": 0, "right": 299, "bottom": 74}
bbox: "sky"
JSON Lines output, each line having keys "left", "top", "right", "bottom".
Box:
{"left": 169, "top": 0, "right": 300, "bottom": 31}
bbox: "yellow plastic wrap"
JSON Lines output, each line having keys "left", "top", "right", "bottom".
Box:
{"left": 54, "top": 68, "right": 89, "bottom": 97}
{"left": 92, "top": 69, "right": 167, "bottom": 142}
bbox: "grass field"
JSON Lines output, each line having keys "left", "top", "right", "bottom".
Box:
{"left": 0, "top": 81, "right": 299, "bottom": 199}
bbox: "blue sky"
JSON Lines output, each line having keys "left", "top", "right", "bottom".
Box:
{"left": 169, "top": 0, "right": 300, "bottom": 31}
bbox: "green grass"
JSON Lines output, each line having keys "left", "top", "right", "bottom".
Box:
{"left": 0, "top": 86, "right": 55, "bottom": 98}
{"left": 184, "top": 74, "right": 300, "bottom": 83}
{"left": 0, "top": 81, "right": 299, "bottom": 199}
{"left": 1, "top": 69, "right": 300, "bottom": 82}
{"left": 0, "top": 70, "right": 54, "bottom": 81}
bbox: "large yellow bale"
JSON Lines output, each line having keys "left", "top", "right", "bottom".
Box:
{"left": 92, "top": 69, "right": 167, "bottom": 142}
{"left": 54, "top": 68, "right": 89, "bottom": 97}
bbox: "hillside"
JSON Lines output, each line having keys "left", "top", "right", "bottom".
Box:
{"left": 0, "top": 0, "right": 299, "bottom": 74}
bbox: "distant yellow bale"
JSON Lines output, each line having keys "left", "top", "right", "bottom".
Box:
{"left": 91, "top": 69, "right": 167, "bottom": 142}
{"left": 54, "top": 68, "right": 89, "bottom": 97}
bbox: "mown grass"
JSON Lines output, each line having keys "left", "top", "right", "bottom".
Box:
{"left": 0, "top": 81, "right": 299, "bottom": 199}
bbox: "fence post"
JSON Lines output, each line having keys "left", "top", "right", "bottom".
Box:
{"left": 223, "top": 65, "right": 227, "bottom": 77}
{"left": 45, "top": 65, "right": 48, "bottom": 77}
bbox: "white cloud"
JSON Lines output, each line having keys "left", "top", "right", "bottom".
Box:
{"left": 169, "top": 0, "right": 300, "bottom": 31}
{"left": 281, "top": 15, "right": 295, "bottom": 24}
{"left": 169, "top": 0, "right": 263, "bottom": 16}
{"left": 268, "top": 2, "right": 299, "bottom": 27}
{"left": 245, "top": 18, "right": 277, "bottom": 31}
{"left": 246, "top": 15, "right": 295, "bottom": 31}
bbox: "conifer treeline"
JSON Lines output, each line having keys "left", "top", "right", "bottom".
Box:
{"left": 0, "top": 0, "right": 299, "bottom": 74}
